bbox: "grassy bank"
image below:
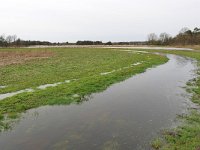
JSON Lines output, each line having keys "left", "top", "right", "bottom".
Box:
{"left": 0, "top": 48, "right": 168, "bottom": 131}
{"left": 145, "top": 48, "right": 200, "bottom": 150}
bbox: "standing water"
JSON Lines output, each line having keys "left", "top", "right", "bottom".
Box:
{"left": 0, "top": 55, "right": 197, "bottom": 150}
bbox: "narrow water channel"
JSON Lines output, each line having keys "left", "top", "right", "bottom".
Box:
{"left": 0, "top": 55, "right": 196, "bottom": 150}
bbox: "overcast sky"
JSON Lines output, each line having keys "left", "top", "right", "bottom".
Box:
{"left": 0, "top": 0, "right": 200, "bottom": 42}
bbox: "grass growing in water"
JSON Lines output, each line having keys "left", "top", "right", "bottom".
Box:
{"left": 0, "top": 47, "right": 168, "bottom": 131}
{"left": 145, "top": 48, "right": 200, "bottom": 150}
{"left": 162, "top": 110, "right": 200, "bottom": 150}
{"left": 151, "top": 138, "right": 163, "bottom": 150}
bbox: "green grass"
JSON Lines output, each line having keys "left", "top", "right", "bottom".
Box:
{"left": 162, "top": 110, "right": 200, "bottom": 150}
{"left": 145, "top": 48, "right": 200, "bottom": 150}
{"left": 0, "top": 114, "right": 4, "bottom": 121}
{"left": 7, "top": 112, "right": 19, "bottom": 119}
{"left": 1, "top": 47, "right": 200, "bottom": 148}
{"left": 0, "top": 48, "right": 167, "bottom": 120}
{"left": 151, "top": 138, "right": 163, "bottom": 150}
{"left": 0, "top": 48, "right": 166, "bottom": 94}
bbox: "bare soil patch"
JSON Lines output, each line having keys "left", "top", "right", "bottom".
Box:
{"left": 0, "top": 50, "right": 54, "bottom": 67}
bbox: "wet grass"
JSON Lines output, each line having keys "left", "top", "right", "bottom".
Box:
{"left": 0, "top": 114, "right": 4, "bottom": 121}
{"left": 7, "top": 112, "right": 19, "bottom": 119}
{"left": 0, "top": 48, "right": 166, "bottom": 94}
{"left": 162, "top": 110, "right": 200, "bottom": 150}
{"left": 151, "top": 138, "right": 163, "bottom": 150}
{"left": 0, "top": 47, "right": 168, "bottom": 131}
{"left": 145, "top": 48, "right": 200, "bottom": 150}
{"left": 0, "top": 112, "right": 18, "bottom": 132}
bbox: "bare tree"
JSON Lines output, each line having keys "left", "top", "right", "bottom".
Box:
{"left": 0, "top": 34, "right": 6, "bottom": 47}
{"left": 179, "top": 27, "right": 190, "bottom": 35}
{"left": 6, "top": 35, "right": 13, "bottom": 44}
{"left": 159, "top": 32, "right": 171, "bottom": 44}
{"left": 148, "top": 33, "right": 158, "bottom": 41}
{"left": 147, "top": 33, "right": 158, "bottom": 44}
{"left": 0, "top": 35, "right": 5, "bottom": 42}
{"left": 12, "top": 35, "right": 17, "bottom": 42}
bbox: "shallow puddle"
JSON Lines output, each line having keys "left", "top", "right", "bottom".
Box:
{"left": 0, "top": 80, "right": 72, "bottom": 100}
{"left": 100, "top": 62, "right": 144, "bottom": 76}
{"left": 0, "top": 89, "right": 34, "bottom": 100}
{"left": 0, "top": 55, "right": 197, "bottom": 150}
{"left": 0, "top": 86, "right": 6, "bottom": 89}
{"left": 111, "top": 47, "right": 193, "bottom": 51}
{"left": 37, "top": 80, "right": 71, "bottom": 90}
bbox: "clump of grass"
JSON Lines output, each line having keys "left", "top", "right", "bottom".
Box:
{"left": 7, "top": 112, "right": 19, "bottom": 119}
{"left": 151, "top": 138, "right": 163, "bottom": 150}
{"left": 0, "top": 114, "right": 12, "bottom": 132}
{"left": 0, "top": 112, "right": 21, "bottom": 132}
{"left": 102, "top": 140, "right": 120, "bottom": 150}
{"left": 0, "top": 114, "right": 4, "bottom": 121}
{"left": 0, "top": 121, "right": 11, "bottom": 132}
{"left": 162, "top": 110, "right": 200, "bottom": 150}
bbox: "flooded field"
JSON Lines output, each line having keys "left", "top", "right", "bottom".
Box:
{"left": 0, "top": 54, "right": 196, "bottom": 150}
{"left": 27, "top": 45, "right": 193, "bottom": 51}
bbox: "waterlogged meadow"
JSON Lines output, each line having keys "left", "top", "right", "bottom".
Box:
{"left": 0, "top": 48, "right": 168, "bottom": 131}
{"left": 145, "top": 48, "right": 200, "bottom": 150}
{"left": 1, "top": 47, "right": 200, "bottom": 149}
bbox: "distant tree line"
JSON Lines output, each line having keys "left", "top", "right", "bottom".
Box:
{"left": 76, "top": 41, "right": 116, "bottom": 45}
{"left": 76, "top": 41, "right": 147, "bottom": 45}
{"left": 111, "top": 41, "right": 147, "bottom": 45}
{"left": 1, "top": 27, "right": 199, "bottom": 47}
{"left": 147, "top": 27, "right": 200, "bottom": 45}
{"left": 76, "top": 41, "right": 103, "bottom": 45}
{"left": 0, "top": 34, "right": 69, "bottom": 47}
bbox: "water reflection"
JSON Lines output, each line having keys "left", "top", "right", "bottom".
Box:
{"left": 0, "top": 55, "right": 197, "bottom": 150}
